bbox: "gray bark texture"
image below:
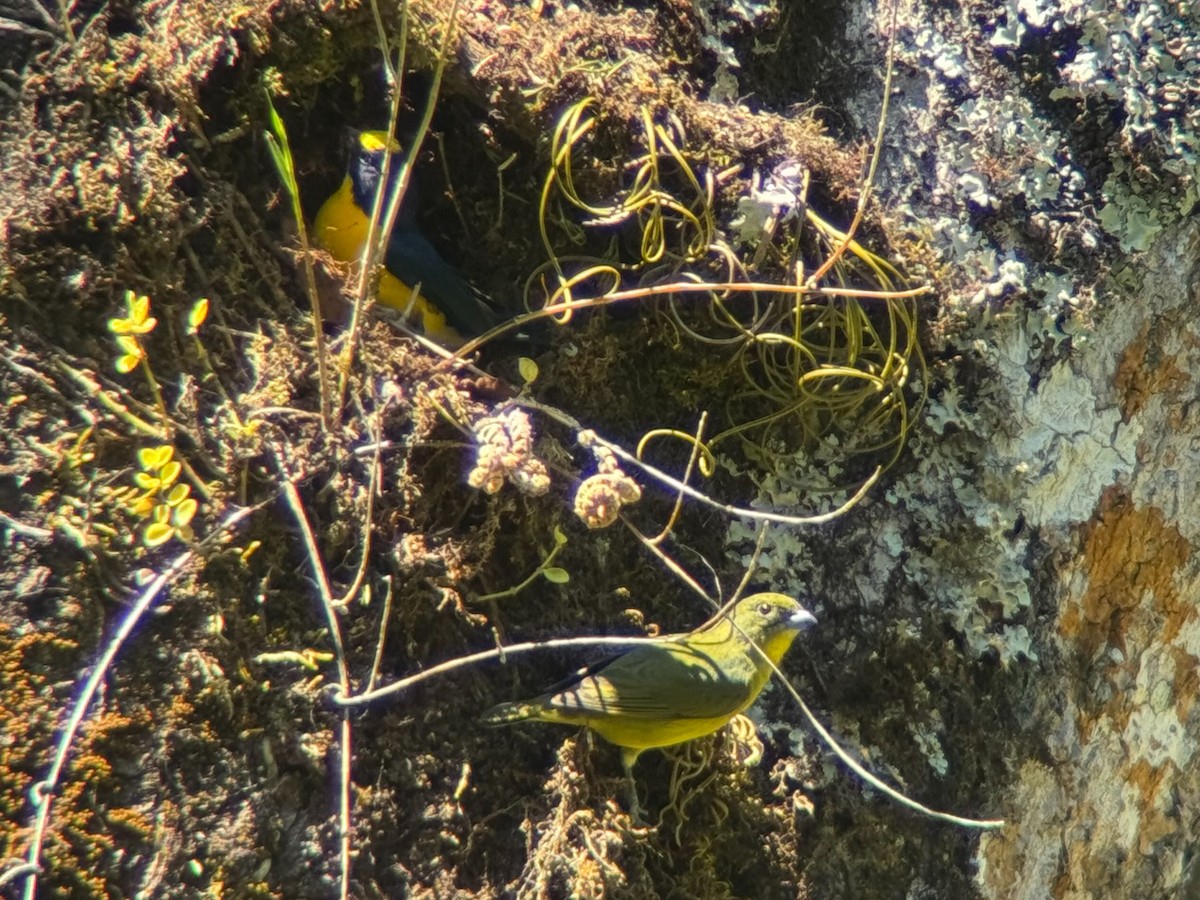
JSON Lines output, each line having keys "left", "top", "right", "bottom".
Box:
{"left": 750, "top": 1, "right": 1200, "bottom": 897}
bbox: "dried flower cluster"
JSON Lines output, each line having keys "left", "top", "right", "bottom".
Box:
{"left": 467, "top": 408, "right": 551, "bottom": 496}
{"left": 573, "top": 432, "right": 642, "bottom": 529}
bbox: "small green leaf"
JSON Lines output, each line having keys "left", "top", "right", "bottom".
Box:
{"left": 541, "top": 567, "right": 570, "bottom": 584}
{"left": 187, "top": 298, "right": 209, "bottom": 333}
{"left": 263, "top": 92, "right": 298, "bottom": 196}
{"left": 518, "top": 357, "right": 539, "bottom": 384}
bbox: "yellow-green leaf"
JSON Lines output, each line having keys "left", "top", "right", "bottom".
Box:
{"left": 133, "top": 472, "right": 159, "bottom": 491}
{"left": 165, "top": 483, "right": 190, "bottom": 506}
{"left": 542, "top": 567, "right": 570, "bottom": 584}
{"left": 187, "top": 298, "right": 209, "bottom": 333}
{"left": 130, "top": 493, "right": 156, "bottom": 518}
{"left": 172, "top": 498, "right": 198, "bottom": 528}
{"left": 143, "top": 522, "right": 174, "bottom": 547}
{"left": 127, "top": 316, "right": 157, "bottom": 336}
{"left": 147, "top": 445, "right": 174, "bottom": 469}
{"left": 158, "top": 460, "right": 182, "bottom": 487}
{"left": 115, "top": 336, "right": 144, "bottom": 362}
{"left": 518, "top": 357, "right": 539, "bottom": 384}
{"left": 129, "top": 291, "right": 150, "bottom": 322}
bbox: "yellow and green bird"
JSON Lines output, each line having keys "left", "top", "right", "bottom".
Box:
{"left": 483, "top": 592, "right": 815, "bottom": 815}
{"left": 314, "top": 130, "right": 499, "bottom": 347}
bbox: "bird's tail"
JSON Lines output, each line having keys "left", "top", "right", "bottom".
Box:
{"left": 480, "top": 701, "right": 541, "bottom": 725}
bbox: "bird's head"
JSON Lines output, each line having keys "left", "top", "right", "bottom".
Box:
{"left": 345, "top": 129, "right": 408, "bottom": 216}
{"left": 729, "top": 592, "right": 816, "bottom": 662}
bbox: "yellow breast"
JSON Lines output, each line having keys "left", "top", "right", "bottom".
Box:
{"left": 313, "top": 177, "right": 458, "bottom": 344}
{"left": 586, "top": 712, "right": 744, "bottom": 752}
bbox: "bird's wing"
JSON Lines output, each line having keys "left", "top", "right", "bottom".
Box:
{"left": 541, "top": 640, "right": 750, "bottom": 720}
{"left": 383, "top": 228, "right": 498, "bottom": 336}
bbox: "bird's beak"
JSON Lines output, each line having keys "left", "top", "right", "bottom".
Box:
{"left": 789, "top": 608, "right": 817, "bottom": 630}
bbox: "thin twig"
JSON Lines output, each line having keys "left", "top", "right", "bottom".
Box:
{"left": 49, "top": 357, "right": 166, "bottom": 440}
{"left": 624, "top": 517, "right": 771, "bottom": 625}
{"left": 0, "top": 863, "right": 39, "bottom": 889}
{"left": 263, "top": 98, "right": 332, "bottom": 430}
{"left": 331, "top": 424, "right": 381, "bottom": 609}
{"left": 17, "top": 505, "right": 255, "bottom": 900}
{"left": 644, "top": 411, "right": 709, "bottom": 546}
{"left": 620, "top": 516, "right": 718, "bottom": 609}
{"left": 338, "top": 0, "right": 463, "bottom": 416}
{"left": 803, "top": 0, "right": 900, "bottom": 289}
{"left": 0, "top": 509, "right": 54, "bottom": 543}
{"left": 337, "top": 0, "right": 410, "bottom": 415}
{"left": 522, "top": 397, "right": 880, "bottom": 526}
{"left": 273, "top": 457, "right": 354, "bottom": 900}
{"left": 334, "top": 636, "right": 665, "bottom": 708}
{"left": 756, "top": 647, "right": 1005, "bottom": 830}
{"left": 450, "top": 279, "right": 931, "bottom": 359}
{"left": 366, "top": 575, "right": 396, "bottom": 695}
{"left": 720, "top": 520, "right": 771, "bottom": 616}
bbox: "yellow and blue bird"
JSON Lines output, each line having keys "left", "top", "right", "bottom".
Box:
{"left": 314, "top": 130, "right": 500, "bottom": 347}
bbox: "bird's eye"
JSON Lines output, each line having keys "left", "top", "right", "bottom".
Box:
{"left": 757, "top": 602, "right": 772, "bottom": 617}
